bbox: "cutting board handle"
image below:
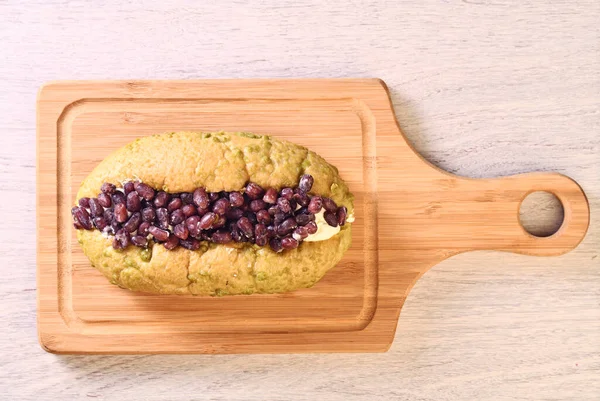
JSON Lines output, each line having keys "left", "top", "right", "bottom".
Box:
{"left": 445, "top": 172, "right": 590, "bottom": 256}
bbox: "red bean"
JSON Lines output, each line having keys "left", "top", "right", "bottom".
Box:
{"left": 126, "top": 192, "right": 141, "bottom": 212}
{"left": 298, "top": 174, "right": 314, "bottom": 193}
{"left": 112, "top": 192, "right": 126, "bottom": 205}
{"left": 134, "top": 182, "right": 155, "bottom": 200}
{"left": 250, "top": 199, "right": 267, "bottom": 212}
{"left": 123, "top": 181, "right": 135, "bottom": 195}
{"left": 193, "top": 188, "right": 209, "bottom": 209}
{"left": 263, "top": 188, "right": 278, "bottom": 204}
{"left": 163, "top": 234, "right": 179, "bottom": 250}
{"left": 256, "top": 209, "right": 272, "bottom": 225}
{"left": 229, "top": 192, "right": 244, "bottom": 207}
{"left": 281, "top": 237, "right": 299, "bottom": 250}
{"left": 102, "top": 209, "right": 113, "bottom": 222}
{"left": 305, "top": 221, "right": 318, "bottom": 234}
{"left": 245, "top": 182, "right": 264, "bottom": 200}
{"left": 274, "top": 212, "right": 286, "bottom": 226}
{"left": 277, "top": 198, "right": 292, "bottom": 213}
{"left": 278, "top": 218, "right": 298, "bottom": 236}
{"left": 112, "top": 238, "right": 123, "bottom": 250}
{"left": 180, "top": 192, "right": 194, "bottom": 205}
{"left": 74, "top": 218, "right": 85, "bottom": 231}
{"left": 186, "top": 215, "right": 201, "bottom": 237}
{"left": 212, "top": 198, "right": 230, "bottom": 215}
{"left": 199, "top": 212, "right": 218, "bottom": 230}
{"left": 289, "top": 198, "right": 297, "bottom": 211}
{"left": 307, "top": 196, "right": 323, "bottom": 214}
{"left": 324, "top": 211, "right": 338, "bottom": 227}
{"left": 296, "top": 206, "right": 308, "bottom": 215}
{"left": 337, "top": 206, "right": 348, "bottom": 226}
{"left": 322, "top": 197, "right": 338, "bottom": 213}
{"left": 93, "top": 216, "right": 108, "bottom": 231}
{"left": 180, "top": 238, "right": 201, "bottom": 250}
{"left": 231, "top": 224, "right": 244, "bottom": 242}
{"left": 110, "top": 221, "right": 120, "bottom": 234}
{"left": 226, "top": 207, "right": 244, "bottom": 220}
{"left": 213, "top": 215, "right": 227, "bottom": 228}
{"left": 212, "top": 230, "right": 232, "bottom": 244}
{"left": 153, "top": 191, "right": 169, "bottom": 208}
{"left": 97, "top": 193, "right": 112, "bottom": 208}
{"left": 293, "top": 226, "right": 309, "bottom": 240}
{"left": 167, "top": 198, "right": 183, "bottom": 213}
{"left": 237, "top": 217, "right": 254, "bottom": 238}
{"left": 266, "top": 225, "right": 276, "bottom": 238}
{"left": 138, "top": 221, "right": 150, "bottom": 236}
{"left": 293, "top": 192, "right": 309, "bottom": 207}
{"left": 115, "top": 229, "right": 130, "bottom": 248}
{"left": 88, "top": 198, "right": 104, "bottom": 217}
{"left": 268, "top": 206, "right": 278, "bottom": 216}
{"left": 101, "top": 183, "right": 116, "bottom": 194}
{"left": 170, "top": 209, "right": 185, "bottom": 225}
{"left": 131, "top": 235, "right": 148, "bottom": 248}
{"left": 269, "top": 238, "right": 283, "bottom": 252}
{"left": 156, "top": 207, "right": 169, "bottom": 229}
{"left": 280, "top": 188, "right": 294, "bottom": 200}
{"left": 255, "top": 224, "right": 268, "bottom": 246}
{"left": 173, "top": 223, "right": 189, "bottom": 240}
{"left": 182, "top": 204, "right": 197, "bottom": 218}
{"left": 254, "top": 221, "right": 266, "bottom": 236}
{"left": 148, "top": 226, "right": 169, "bottom": 242}
{"left": 114, "top": 203, "right": 128, "bottom": 223}
{"left": 78, "top": 197, "right": 90, "bottom": 208}
{"left": 141, "top": 207, "right": 156, "bottom": 223}
{"left": 123, "top": 212, "right": 141, "bottom": 232}
{"left": 295, "top": 213, "right": 312, "bottom": 226}
{"left": 208, "top": 192, "right": 219, "bottom": 202}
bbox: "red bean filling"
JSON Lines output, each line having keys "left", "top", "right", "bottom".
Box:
{"left": 71, "top": 174, "right": 349, "bottom": 252}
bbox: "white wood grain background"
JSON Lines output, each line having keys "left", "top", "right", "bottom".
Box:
{"left": 1, "top": 1, "right": 598, "bottom": 400}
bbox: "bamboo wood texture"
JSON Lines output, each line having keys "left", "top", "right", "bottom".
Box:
{"left": 36, "top": 79, "right": 590, "bottom": 354}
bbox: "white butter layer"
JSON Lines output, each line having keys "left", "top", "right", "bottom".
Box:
{"left": 303, "top": 210, "right": 349, "bottom": 242}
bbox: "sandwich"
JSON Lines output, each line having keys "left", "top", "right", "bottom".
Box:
{"left": 72, "top": 131, "right": 354, "bottom": 295}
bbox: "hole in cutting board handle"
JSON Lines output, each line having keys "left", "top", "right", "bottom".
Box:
{"left": 519, "top": 191, "right": 565, "bottom": 237}
{"left": 491, "top": 172, "right": 589, "bottom": 256}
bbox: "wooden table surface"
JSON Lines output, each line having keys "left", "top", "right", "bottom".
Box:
{"left": 1, "top": 1, "right": 598, "bottom": 400}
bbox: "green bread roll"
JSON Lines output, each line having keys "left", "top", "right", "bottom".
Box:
{"left": 75, "top": 131, "right": 354, "bottom": 296}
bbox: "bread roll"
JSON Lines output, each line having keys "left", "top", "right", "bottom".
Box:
{"left": 75, "top": 131, "right": 354, "bottom": 296}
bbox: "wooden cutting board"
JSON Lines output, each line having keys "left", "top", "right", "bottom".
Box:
{"left": 37, "top": 79, "right": 590, "bottom": 354}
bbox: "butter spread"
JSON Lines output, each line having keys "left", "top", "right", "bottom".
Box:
{"left": 304, "top": 210, "right": 341, "bottom": 242}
